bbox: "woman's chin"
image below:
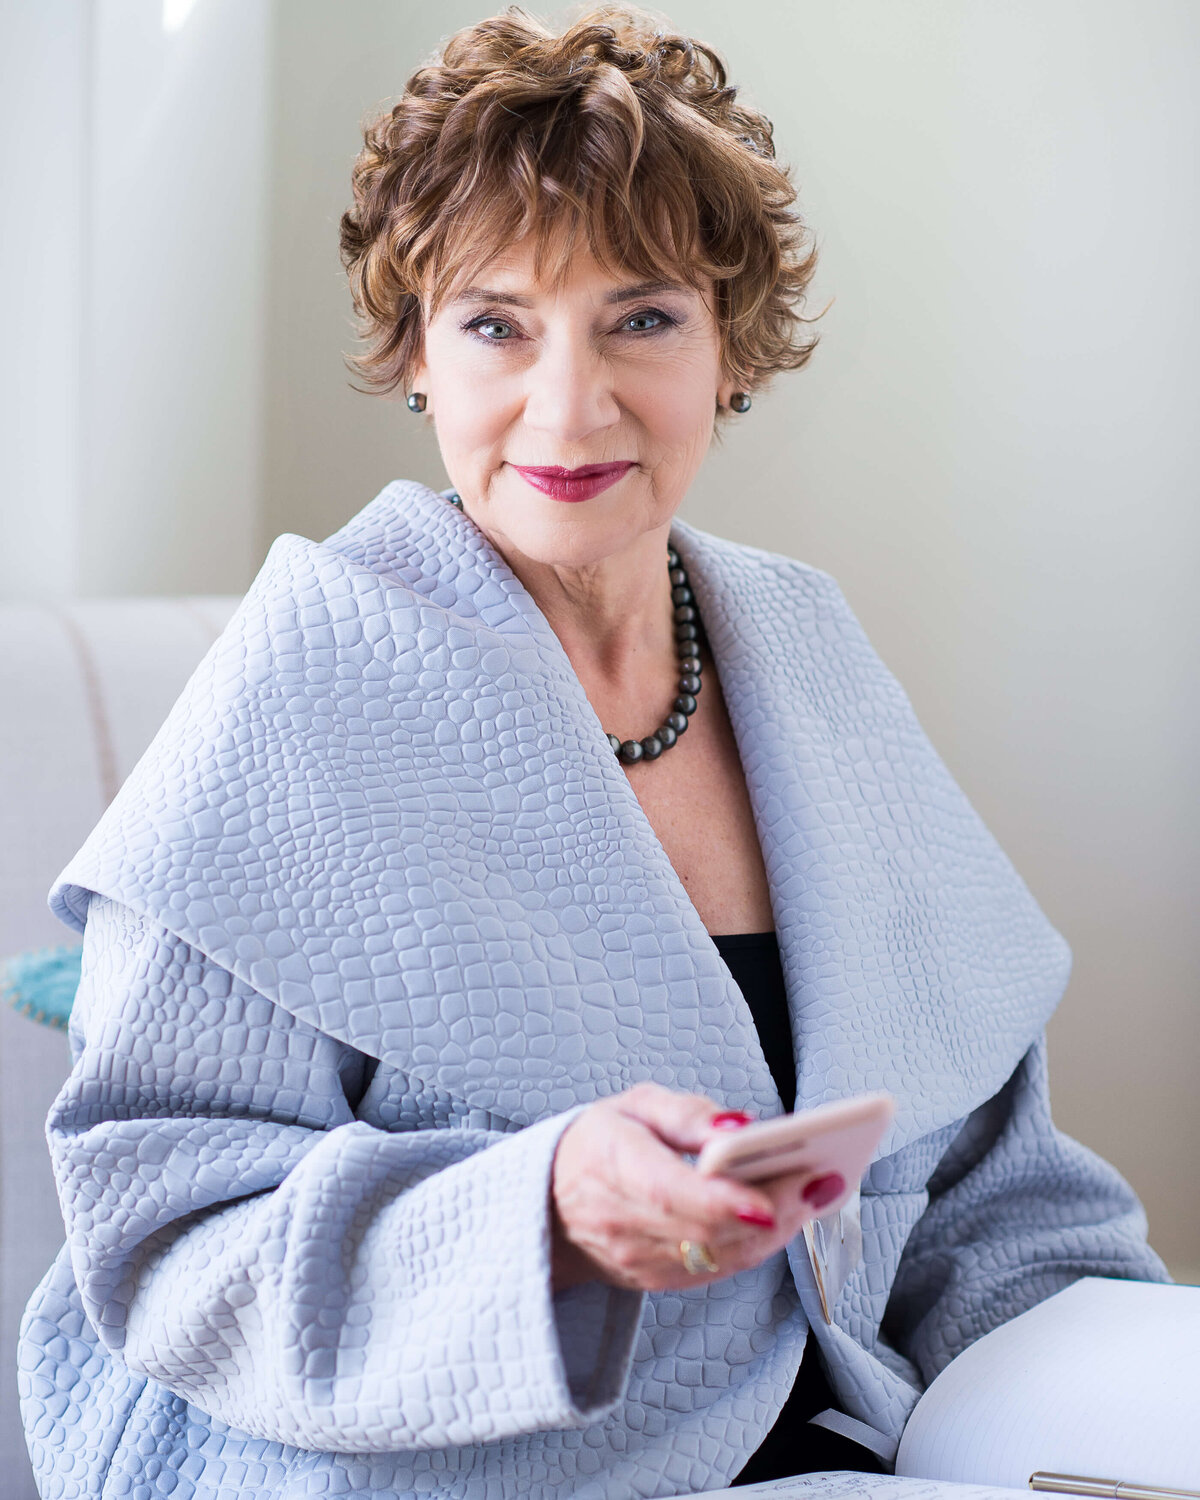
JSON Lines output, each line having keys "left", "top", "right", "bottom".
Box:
{"left": 478, "top": 489, "right": 671, "bottom": 572}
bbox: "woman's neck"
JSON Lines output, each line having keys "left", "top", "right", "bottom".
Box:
{"left": 486, "top": 527, "right": 681, "bottom": 736}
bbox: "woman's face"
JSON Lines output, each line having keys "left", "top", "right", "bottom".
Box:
{"left": 413, "top": 235, "right": 737, "bottom": 572}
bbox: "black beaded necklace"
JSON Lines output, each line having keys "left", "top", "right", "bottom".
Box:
{"left": 608, "top": 544, "right": 701, "bottom": 765}
{"left": 446, "top": 491, "right": 701, "bottom": 765}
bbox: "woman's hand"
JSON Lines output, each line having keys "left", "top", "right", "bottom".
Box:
{"left": 549, "top": 1082, "right": 842, "bottom": 1294}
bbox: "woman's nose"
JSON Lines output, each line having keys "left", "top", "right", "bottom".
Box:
{"left": 521, "top": 340, "right": 620, "bottom": 442}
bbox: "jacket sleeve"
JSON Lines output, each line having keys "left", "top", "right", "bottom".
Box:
{"left": 881, "top": 1036, "right": 1171, "bottom": 1384}
{"left": 48, "top": 894, "right": 644, "bottom": 1453}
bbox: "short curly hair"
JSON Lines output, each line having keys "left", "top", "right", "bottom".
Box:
{"left": 339, "top": 4, "right": 819, "bottom": 412}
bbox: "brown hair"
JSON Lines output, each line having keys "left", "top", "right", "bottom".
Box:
{"left": 339, "top": 4, "right": 819, "bottom": 415}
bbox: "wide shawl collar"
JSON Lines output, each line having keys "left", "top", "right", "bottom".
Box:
{"left": 52, "top": 479, "right": 1070, "bottom": 1158}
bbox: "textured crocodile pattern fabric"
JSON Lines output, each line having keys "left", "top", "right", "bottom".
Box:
{"left": 19, "top": 480, "right": 1167, "bottom": 1498}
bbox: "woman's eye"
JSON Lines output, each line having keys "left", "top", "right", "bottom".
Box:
{"left": 625, "top": 310, "right": 670, "bottom": 333}
{"left": 469, "top": 317, "right": 516, "bottom": 341}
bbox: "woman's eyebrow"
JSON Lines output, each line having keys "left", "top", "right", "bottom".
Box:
{"left": 452, "top": 288, "right": 536, "bottom": 308}
{"left": 450, "top": 279, "right": 692, "bottom": 309}
{"left": 604, "top": 280, "right": 692, "bottom": 303}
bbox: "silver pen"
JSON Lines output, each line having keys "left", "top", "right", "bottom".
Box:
{"left": 1030, "top": 1471, "right": 1200, "bottom": 1500}
{"left": 801, "top": 1218, "right": 831, "bottom": 1323}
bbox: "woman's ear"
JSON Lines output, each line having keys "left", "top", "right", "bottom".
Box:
{"left": 715, "top": 377, "right": 737, "bottom": 412}
{"left": 715, "top": 358, "right": 746, "bottom": 411}
{"left": 406, "top": 358, "right": 431, "bottom": 414}
{"left": 408, "top": 318, "right": 431, "bottom": 405}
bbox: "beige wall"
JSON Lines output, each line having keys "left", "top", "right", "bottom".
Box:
{"left": 260, "top": 0, "right": 1200, "bottom": 1278}
{"left": 2, "top": 0, "right": 1197, "bottom": 1275}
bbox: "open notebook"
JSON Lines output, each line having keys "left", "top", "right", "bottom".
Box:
{"left": 678, "top": 1279, "right": 1200, "bottom": 1500}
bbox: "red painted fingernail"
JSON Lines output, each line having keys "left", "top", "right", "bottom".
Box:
{"left": 711, "top": 1111, "right": 754, "bottom": 1130}
{"left": 802, "top": 1172, "right": 846, "bottom": 1210}
{"left": 736, "top": 1209, "right": 777, "bottom": 1229}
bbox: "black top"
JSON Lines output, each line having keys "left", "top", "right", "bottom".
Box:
{"left": 711, "top": 931, "right": 885, "bottom": 1485}
{"left": 711, "top": 931, "right": 796, "bottom": 1112}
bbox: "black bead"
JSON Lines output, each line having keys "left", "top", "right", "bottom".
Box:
{"left": 607, "top": 733, "right": 621, "bottom": 754}
{"left": 673, "top": 693, "right": 697, "bottom": 716}
{"left": 671, "top": 585, "right": 693, "bottom": 606}
{"left": 678, "top": 655, "right": 701, "bottom": 676}
{"left": 667, "top": 547, "right": 680, "bottom": 568}
{"left": 666, "top": 711, "right": 689, "bottom": 733}
{"left": 640, "top": 735, "right": 664, "bottom": 760}
{"left": 673, "top": 604, "right": 696, "bottom": 624}
{"left": 669, "top": 567, "right": 687, "bottom": 588}
{"left": 678, "top": 673, "right": 701, "bottom": 695}
{"left": 656, "top": 724, "right": 677, "bottom": 748}
{"left": 618, "top": 739, "right": 644, "bottom": 764}
{"left": 674, "top": 622, "right": 698, "bottom": 643}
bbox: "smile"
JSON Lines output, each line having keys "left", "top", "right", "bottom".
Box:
{"left": 511, "top": 462, "right": 635, "bottom": 502}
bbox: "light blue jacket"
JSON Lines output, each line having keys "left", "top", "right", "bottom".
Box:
{"left": 20, "top": 481, "right": 1166, "bottom": 1499}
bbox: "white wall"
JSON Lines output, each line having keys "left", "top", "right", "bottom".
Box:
{"left": 0, "top": 0, "right": 88, "bottom": 598}
{"left": 0, "top": 0, "right": 270, "bottom": 600}
{"left": 81, "top": 0, "right": 271, "bottom": 596}
{"left": 1, "top": 0, "right": 1196, "bottom": 1275}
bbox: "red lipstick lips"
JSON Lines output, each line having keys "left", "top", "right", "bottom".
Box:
{"left": 512, "top": 461, "right": 634, "bottom": 502}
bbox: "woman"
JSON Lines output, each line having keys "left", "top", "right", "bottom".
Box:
{"left": 20, "top": 7, "right": 1166, "bottom": 1499}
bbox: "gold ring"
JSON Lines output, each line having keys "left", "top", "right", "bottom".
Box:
{"left": 679, "top": 1239, "right": 719, "bottom": 1275}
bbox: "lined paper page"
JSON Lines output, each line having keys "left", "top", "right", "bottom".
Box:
{"left": 895, "top": 1279, "right": 1200, "bottom": 1490}
{"left": 678, "top": 1472, "right": 1027, "bottom": 1500}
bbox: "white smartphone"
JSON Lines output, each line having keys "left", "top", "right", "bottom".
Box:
{"left": 694, "top": 1093, "right": 895, "bottom": 1207}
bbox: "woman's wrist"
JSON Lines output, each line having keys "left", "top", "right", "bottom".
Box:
{"left": 550, "top": 1226, "right": 600, "bottom": 1293}
{"left": 549, "top": 1192, "right": 607, "bottom": 1292}
{"left": 548, "top": 1108, "right": 605, "bottom": 1292}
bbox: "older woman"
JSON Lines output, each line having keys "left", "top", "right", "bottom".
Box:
{"left": 20, "top": 7, "right": 1165, "bottom": 1499}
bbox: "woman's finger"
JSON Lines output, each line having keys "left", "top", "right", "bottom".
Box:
{"left": 554, "top": 1100, "right": 771, "bottom": 1256}
{"left": 606, "top": 1104, "right": 779, "bottom": 1235}
{"left": 612, "top": 1080, "right": 755, "bottom": 1154}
